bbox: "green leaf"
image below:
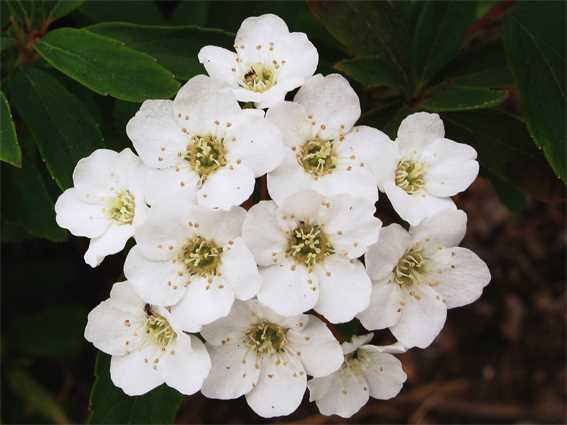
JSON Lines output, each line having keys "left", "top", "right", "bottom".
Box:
{"left": 421, "top": 86, "right": 507, "bottom": 112}
{"left": 444, "top": 109, "right": 565, "bottom": 203}
{"left": 411, "top": 1, "right": 477, "bottom": 87}
{"left": 48, "top": 0, "right": 85, "bottom": 21}
{"left": 0, "top": 90, "right": 22, "bottom": 167}
{"left": 504, "top": 1, "right": 566, "bottom": 182}
{"left": 88, "top": 353, "right": 183, "bottom": 424}
{"left": 170, "top": 0, "right": 209, "bottom": 26}
{"left": 8, "top": 66, "right": 104, "bottom": 189}
{"left": 77, "top": 0, "right": 166, "bottom": 25}
{"left": 484, "top": 169, "right": 527, "bottom": 213}
{"left": 87, "top": 23, "right": 234, "bottom": 81}
{"left": 8, "top": 367, "right": 70, "bottom": 425}
{"left": 0, "top": 35, "right": 16, "bottom": 52}
{"left": 334, "top": 55, "right": 403, "bottom": 90}
{"left": 35, "top": 28, "right": 180, "bottom": 102}
{"left": 9, "top": 304, "right": 88, "bottom": 358}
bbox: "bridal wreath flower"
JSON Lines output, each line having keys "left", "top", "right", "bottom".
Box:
{"left": 53, "top": 11, "right": 492, "bottom": 421}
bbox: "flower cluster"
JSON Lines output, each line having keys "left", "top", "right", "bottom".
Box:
{"left": 55, "top": 14, "right": 491, "bottom": 418}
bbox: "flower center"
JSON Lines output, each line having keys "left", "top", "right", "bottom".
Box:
{"left": 297, "top": 138, "right": 337, "bottom": 178}
{"left": 395, "top": 160, "right": 426, "bottom": 194}
{"left": 179, "top": 236, "right": 223, "bottom": 278}
{"left": 286, "top": 223, "right": 334, "bottom": 269}
{"left": 144, "top": 306, "right": 176, "bottom": 347}
{"left": 393, "top": 246, "right": 427, "bottom": 286}
{"left": 243, "top": 321, "right": 288, "bottom": 355}
{"left": 106, "top": 189, "right": 135, "bottom": 224}
{"left": 242, "top": 63, "right": 276, "bottom": 93}
{"left": 184, "top": 135, "right": 227, "bottom": 181}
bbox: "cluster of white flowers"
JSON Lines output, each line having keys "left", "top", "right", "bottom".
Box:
{"left": 55, "top": 14, "right": 491, "bottom": 418}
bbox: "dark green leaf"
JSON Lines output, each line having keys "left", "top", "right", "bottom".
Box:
{"left": 422, "top": 86, "right": 507, "bottom": 112}
{"left": 334, "top": 55, "right": 403, "bottom": 90}
{"left": 9, "top": 304, "right": 88, "bottom": 358}
{"left": 8, "top": 367, "right": 70, "bottom": 425}
{"left": 484, "top": 169, "right": 527, "bottom": 213}
{"left": 87, "top": 23, "right": 233, "bottom": 81}
{"left": 0, "top": 90, "right": 22, "bottom": 167}
{"left": 170, "top": 0, "right": 209, "bottom": 26}
{"left": 0, "top": 35, "right": 16, "bottom": 52}
{"left": 504, "top": 1, "right": 566, "bottom": 182}
{"left": 48, "top": 0, "right": 85, "bottom": 21}
{"left": 444, "top": 109, "right": 565, "bottom": 203}
{"left": 411, "top": 1, "right": 477, "bottom": 87}
{"left": 88, "top": 353, "right": 183, "bottom": 424}
{"left": 35, "top": 28, "right": 180, "bottom": 102}
{"left": 8, "top": 66, "right": 104, "bottom": 189}
{"left": 77, "top": 0, "right": 166, "bottom": 25}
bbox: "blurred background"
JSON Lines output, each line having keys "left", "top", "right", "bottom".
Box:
{"left": 1, "top": 0, "right": 565, "bottom": 423}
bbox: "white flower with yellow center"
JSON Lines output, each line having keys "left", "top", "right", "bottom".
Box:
{"left": 124, "top": 203, "right": 261, "bottom": 331}
{"left": 198, "top": 14, "right": 318, "bottom": 109}
{"left": 242, "top": 190, "right": 381, "bottom": 323}
{"left": 374, "top": 112, "right": 479, "bottom": 225}
{"left": 266, "top": 74, "right": 386, "bottom": 204}
{"left": 357, "top": 209, "right": 491, "bottom": 348}
{"left": 126, "top": 75, "right": 283, "bottom": 210}
{"left": 84, "top": 281, "right": 211, "bottom": 396}
{"left": 308, "top": 333, "right": 407, "bottom": 418}
{"left": 55, "top": 148, "right": 148, "bottom": 267}
{"left": 200, "top": 300, "right": 343, "bottom": 418}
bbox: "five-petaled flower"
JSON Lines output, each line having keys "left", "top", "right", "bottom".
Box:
{"left": 200, "top": 300, "right": 343, "bottom": 418}
{"left": 85, "top": 281, "right": 211, "bottom": 395}
{"left": 198, "top": 14, "right": 318, "bottom": 109}
{"left": 357, "top": 209, "right": 491, "bottom": 348}
{"left": 243, "top": 190, "right": 381, "bottom": 323}
{"left": 55, "top": 148, "right": 148, "bottom": 267}
{"left": 308, "top": 333, "right": 407, "bottom": 418}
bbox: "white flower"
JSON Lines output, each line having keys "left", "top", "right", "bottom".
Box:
{"left": 308, "top": 333, "right": 407, "bottom": 418}
{"left": 242, "top": 190, "right": 380, "bottom": 323}
{"left": 198, "top": 14, "right": 318, "bottom": 109}
{"left": 357, "top": 209, "right": 491, "bottom": 348}
{"left": 374, "top": 112, "right": 479, "bottom": 225}
{"left": 55, "top": 148, "right": 148, "bottom": 267}
{"left": 200, "top": 300, "right": 343, "bottom": 418}
{"left": 126, "top": 75, "right": 283, "bottom": 210}
{"left": 84, "top": 281, "right": 211, "bottom": 396}
{"left": 124, "top": 203, "right": 261, "bottom": 331}
{"left": 266, "top": 74, "right": 386, "bottom": 205}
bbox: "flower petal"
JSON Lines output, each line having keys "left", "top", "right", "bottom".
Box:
{"left": 201, "top": 301, "right": 254, "bottom": 346}
{"left": 110, "top": 346, "right": 164, "bottom": 396}
{"left": 357, "top": 279, "right": 403, "bottom": 330}
{"left": 314, "top": 256, "right": 372, "bottom": 323}
{"left": 55, "top": 188, "right": 108, "bottom": 238}
{"left": 266, "top": 101, "right": 311, "bottom": 148}
{"left": 197, "top": 164, "right": 255, "bottom": 210}
{"left": 242, "top": 201, "right": 287, "bottom": 266}
{"left": 185, "top": 205, "right": 246, "bottom": 245}
{"left": 390, "top": 284, "right": 447, "bottom": 349}
{"left": 365, "top": 224, "right": 411, "bottom": 281}
{"left": 142, "top": 166, "right": 199, "bottom": 207}
{"left": 161, "top": 334, "right": 211, "bottom": 395}
{"left": 358, "top": 347, "right": 406, "bottom": 399}
{"left": 314, "top": 168, "right": 379, "bottom": 204}
{"left": 198, "top": 46, "right": 239, "bottom": 86}
{"left": 267, "top": 152, "right": 314, "bottom": 206}
{"left": 275, "top": 32, "right": 318, "bottom": 83}
{"left": 84, "top": 224, "right": 135, "bottom": 267}
{"left": 396, "top": 112, "right": 444, "bottom": 154}
{"left": 245, "top": 354, "right": 307, "bottom": 418}
{"left": 279, "top": 190, "right": 324, "bottom": 224}
{"left": 221, "top": 237, "right": 261, "bottom": 300}
{"left": 410, "top": 208, "right": 467, "bottom": 249}
{"left": 428, "top": 247, "right": 491, "bottom": 309}
{"left": 257, "top": 259, "right": 319, "bottom": 316}
{"left": 235, "top": 14, "right": 290, "bottom": 48}
{"left": 72, "top": 149, "right": 118, "bottom": 199}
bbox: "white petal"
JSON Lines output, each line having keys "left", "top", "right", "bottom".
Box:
{"left": 170, "top": 276, "right": 235, "bottom": 330}
{"left": 342, "top": 333, "right": 374, "bottom": 355}
{"left": 198, "top": 46, "right": 239, "bottom": 86}
{"left": 258, "top": 259, "right": 319, "bottom": 316}
{"left": 396, "top": 112, "right": 444, "bottom": 154}
{"left": 267, "top": 152, "right": 314, "bottom": 206}
{"left": 390, "top": 285, "right": 447, "bottom": 349}
{"left": 358, "top": 347, "right": 406, "bottom": 399}
{"left": 220, "top": 237, "right": 261, "bottom": 300}
{"left": 72, "top": 149, "right": 118, "bottom": 199}
{"left": 227, "top": 113, "right": 283, "bottom": 177}
{"left": 200, "top": 301, "right": 253, "bottom": 346}
{"left": 365, "top": 224, "right": 411, "bottom": 281}
{"left": 357, "top": 279, "right": 403, "bottom": 330}
{"left": 197, "top": 165, "right": 255, "bottom": 210}
{"left": 294, "top": 74, "right": 360, "bottom": 139}
{"left": 110, "top": 346, "right": 164, "bottom": 396}
{"left": 383, "top": 181, "right": 456, "bottom": 226}
{"left": 318, "top": 194, "right": 381, "bottom": 258}
{"left": 109, "top": 281, "right": 147, "bottom": 314}
{"left": 410, "top": 208, "right": 467, "bottom": 249}
{"left": 55, "top": 188, "right": 108, "bottom": 238}
{"left": 142, "top": 166, "right": 199, "bottom": 207}
{"left": 235, "top": 14, "right": 289, "bottom": 48}
{"left": 313, "top": 168, "right": 379, "bottom": 204}
{"left": 184, "top": 205, "right": 246, "bottom": 245}
{"left": 288, "top": 315, "right": 343, "bottom": 377}
{"left": 126, "top": 100, "right": 186, "bottom": 169}
{"left": 201, "top": 341, "right": 261, "bottom": 399}
{"left": 242, "top": 201, "right": 287, "bottom": 266}
{"left": 124, "top": 246, "right": 186, "bottom": 306}
{"left": 314, "top": 256, "right": 371, "bottom": 323}
{"left": 247, "top": 299, "right": 310, "bottom": 330}
{"left": 265, "top": 101, "right": 311, "bottom": 148}
{"left": 84, "top": 224, "right": 135, "bottom": 267}
{"left": 279, "top": 190, "right": 324, "bottom": 223}
{"left": 309, "top": 368, "right": 369, "bottom": 418}
{"left": 245, "top": 354, "right": 306, "bottom": 418}
{"left": 253, "top": 83, "right": 299, "bottom": 109}
{"left": 275, "top": 32, "right": 318, "bottom": 83}
{"left": 161, "top": 334, "right": 211, "bottom": 395}
{"left": 428, "top": 247, "right": 491, "bottom": 309}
